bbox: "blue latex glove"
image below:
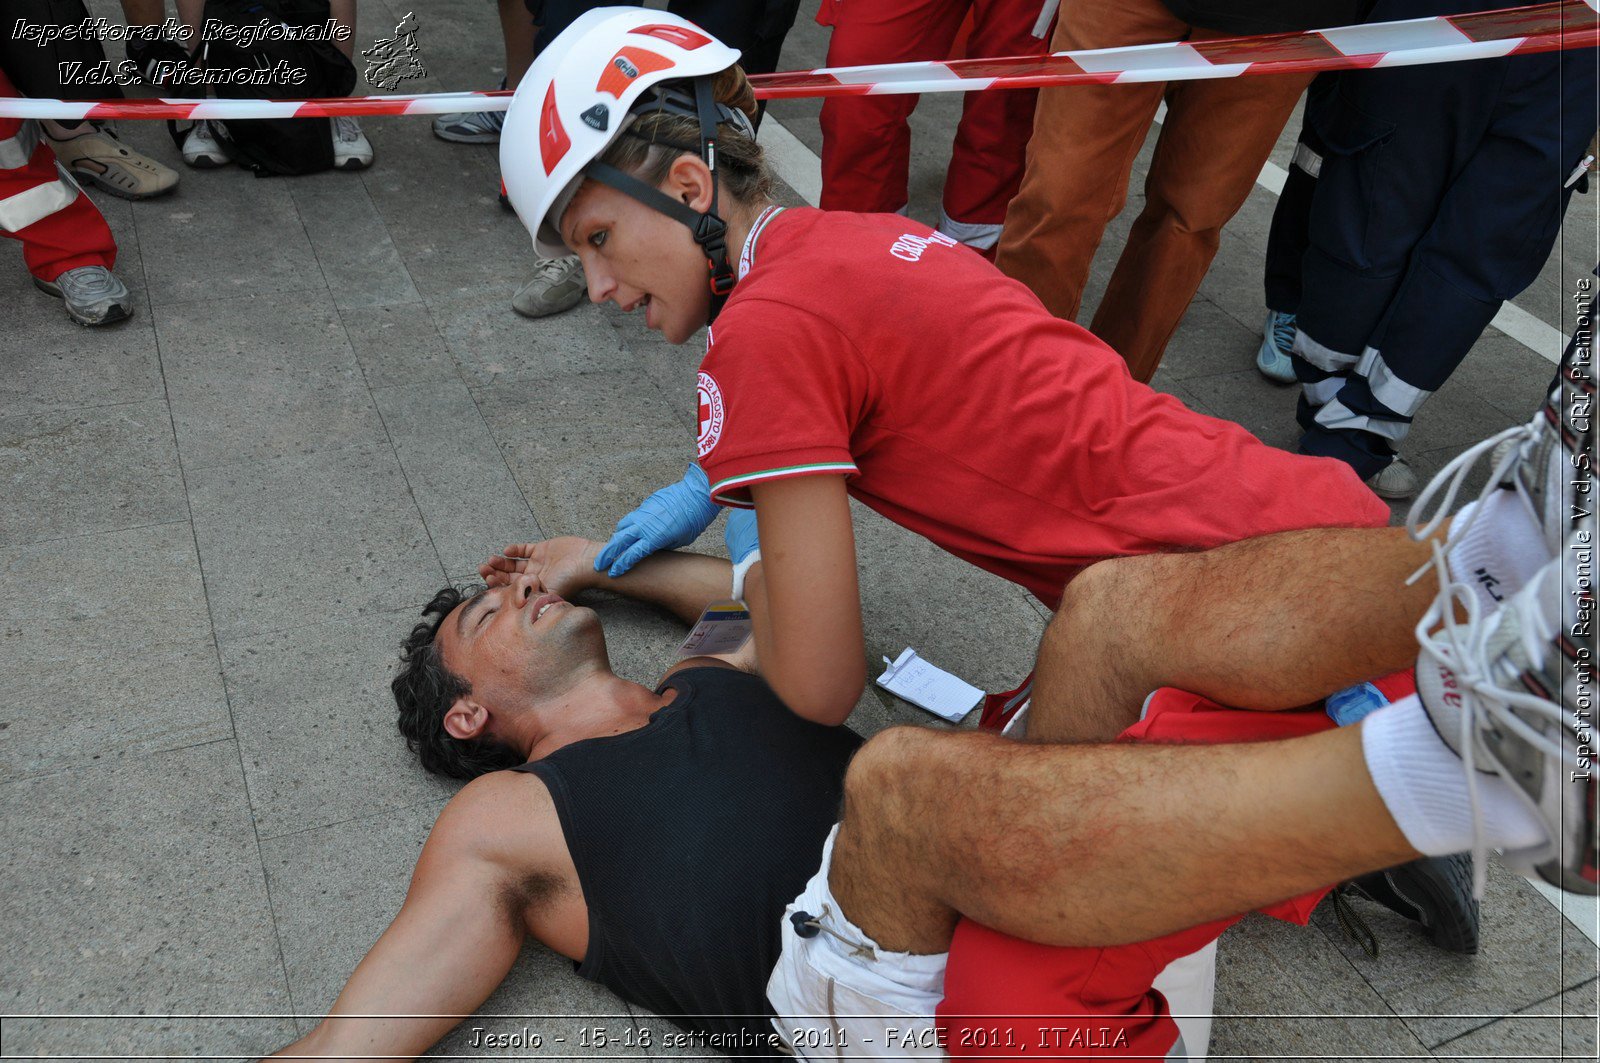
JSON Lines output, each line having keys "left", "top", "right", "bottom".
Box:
{"left": 594, "top": 463, "right": 720, "bottom": 578}
{"left": 724, "top": 508, "right": 760, "bottom": 566}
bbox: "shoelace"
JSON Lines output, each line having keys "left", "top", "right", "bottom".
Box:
{"left": 535, "top": 255, "right": 578, "bottom": 281}
{"left": 1405, "top": 420, "right": 1535, "bottom": 578}
{"left": 1330, "top": 885, "right": 1380, "bottom": 958}
{"left": 1270, "top": 312, "right": 1297, "bottom": 355}
{"left": 334, "top": 116, "right": 363, "bottom": 142}
{"left": 1412, "top": 548, "right": 1570, "bottom": 898}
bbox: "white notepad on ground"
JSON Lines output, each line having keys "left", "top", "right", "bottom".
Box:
{"left": 877, "top": 648, "right": 984, "bottom": 723}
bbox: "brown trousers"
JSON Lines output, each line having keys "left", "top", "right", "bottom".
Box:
{"left": 995, "top": 0, "right": 1312, "bottom": 382}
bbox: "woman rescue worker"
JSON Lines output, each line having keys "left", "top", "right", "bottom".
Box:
{"left": 486, "top": 7, "right": 1448, "bottom": 749}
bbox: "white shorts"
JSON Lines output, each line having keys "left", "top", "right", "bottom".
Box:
{"left": 765, "top": 826, "right": 1220, "bottom": 1062}
{"left": 766, "top": 825, "right": 949, "bottom": 1059}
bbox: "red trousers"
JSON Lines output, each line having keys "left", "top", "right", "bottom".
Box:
{"left": 995, "top": 0, "right": 1311, "bottom": 380}
{"left": 817, "top": 0, "right": 1049, "bottom": 249}
{"left": 940, "top": 673, "right": 1415, "bottom": 1057}
{"left": 0, "top": 68, "right": 116, "bottom": 281}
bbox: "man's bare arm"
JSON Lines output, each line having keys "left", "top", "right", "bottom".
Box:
{"left": 264, "top": 774, "right": 560, "bottom": 1062}
{"left": 483, "top": 537, "right": 737, "bottom": 626}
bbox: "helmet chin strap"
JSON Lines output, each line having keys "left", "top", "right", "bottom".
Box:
{"left": 583, "top": 76, "right": 738, "bottom": 323}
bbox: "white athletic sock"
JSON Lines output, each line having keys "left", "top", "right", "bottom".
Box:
{"left": 1360, "top": 695, "right": 1548, "bottom": 856}
{"left": 1445, "top": 494, "right": 1548, "bottom": 614}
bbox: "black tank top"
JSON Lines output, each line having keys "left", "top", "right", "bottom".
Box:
{"left": 515, "top": 667, "right": 862, "bottom": 1057}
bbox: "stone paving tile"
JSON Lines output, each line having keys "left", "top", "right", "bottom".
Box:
{"left": 1313, "top": 861, "right": 1597, "bottom": 1046}
{"left": 374, "top": 377, "right": 542, "bottom": 577}
{"left": 0, "top": 316, "right": 164, "bottom": 415}
{"left": 1210, "top": 911, "right": 1433, "bottom": 1060}
{"left": 218, "top": 606, "right": 458, "bottom": 840}
{"left": 262, "top": 798, "right": 640, "bottom": 1054}
{"left": 474, "top": 373, "right": 693, "bottom": 537}
{"left": 1155, "top": 296, "right": 1269, "bottom": 383}
{"left": 851, "top": 501, "right": 1044, "bottom": 704}
{"left": 1172, "top": 368, "right": 1306, "bottom": 453}
{"left": 1447, "top": 327, "right": 1562, "bottom": 426}
{"left": 296, "top": 189, "right": 423, "bottom": 310}
{"left": 0, "top": 741, "right": 296, "bottom": 1059}
{"left": 0, "top": 399, "right": 186, "bottom": 547}
{"left": 186, "top": 441, "right": 442, "bottom": 641}
{"left": 432, "top": 291, "right": 639, "bottom": 384}
{"left": 360, "top": 120, "right": 529, "bottom": 302}
{"left": 155, "top": 289, "right": 388, "bottom": 471}
{"left": 0, "top": 522, "right": 228, "bottom": 778}
{"left": 340, "top": 300, "right": 462, "bottom": 390}
{"left": 1431, "top": 979, "right": 1598, "bottom": 1061}
{"left": 132, "top": 167, "right": 325, "bottom": 308}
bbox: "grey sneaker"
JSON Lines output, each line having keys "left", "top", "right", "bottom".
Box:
{"left": 1366, "top": 457, "right": 1419, "bottom": 500}
{"left": 432, "top": 108, "right": 504, "bottom": 144}
{"left": 1414, "top": 552, "right": 1596, "bottom": 896}
{"left": 32, "top": 265, "right": 133, "bottom": 326}
{"left": 512, "top": 255, "right": 585, "bottom": 318}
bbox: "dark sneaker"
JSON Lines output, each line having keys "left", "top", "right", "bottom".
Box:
{"left": 1345, "top": 853, "right": 1480, "bottom": 954}
{"left": 33, "top": 265, "right": 134, "bottom": 326}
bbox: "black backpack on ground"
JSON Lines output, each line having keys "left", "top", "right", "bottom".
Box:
{"left": 174, "top": 0, "right": 357, "bottom": 176}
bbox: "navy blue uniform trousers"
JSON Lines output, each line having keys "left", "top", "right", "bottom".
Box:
{"left": 1264, "top": 0, "right": 1596, "bottom": 479}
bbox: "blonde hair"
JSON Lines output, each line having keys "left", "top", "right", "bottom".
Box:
{"left": 594, "top": 65, "right": 775, "bottom": 205}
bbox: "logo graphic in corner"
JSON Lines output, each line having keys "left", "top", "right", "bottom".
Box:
{"left": 580, "top": 103, "right": 610, "bottom": 131}
{"left": 696, "top": 371, "right": 725, "bottom": 459}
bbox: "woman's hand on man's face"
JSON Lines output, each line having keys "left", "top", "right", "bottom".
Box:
{"left": 478, "top": 537, "right": 601, "bottom": 598}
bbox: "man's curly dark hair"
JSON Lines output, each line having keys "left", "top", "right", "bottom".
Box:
{"left": 392, "top": 586, "right": 526, "bottom": 780}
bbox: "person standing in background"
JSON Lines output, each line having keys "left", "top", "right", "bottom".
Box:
{"left": 996, "top": 1, "right": 1367, "bottom": 383}
{"left": 1254, "top": 0, "right": 1596, "bottom": 498}
{"left": 815, "top": 0, "right": 1053, "bottom": 256}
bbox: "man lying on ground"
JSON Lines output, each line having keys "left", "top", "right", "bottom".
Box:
{"left": 264, "top": 512, "right": 1583, "bottom": 1060}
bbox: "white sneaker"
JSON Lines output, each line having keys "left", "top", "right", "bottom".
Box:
{"left": 1409, "top": 343, "right": 1592, "bottom": 560}
{"left": 1413, "top": 551, "right": 1596, "bottom": 896}
{"left": 331, "top": 116, "right": 373, "bottom": 170}
{"left": 1366, "top": 457, "right": 1419, "bottom": 500}
{"left": 181, "top": 120, "right": 229, "bottom": 168}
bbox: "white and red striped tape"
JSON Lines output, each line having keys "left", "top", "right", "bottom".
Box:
{"left": 1, "top": 0, "right": 1594, "bottom": 121}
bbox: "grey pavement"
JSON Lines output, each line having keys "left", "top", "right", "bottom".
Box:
{"left": 1, "top": 0, "right": 1596, "bottom": 1059}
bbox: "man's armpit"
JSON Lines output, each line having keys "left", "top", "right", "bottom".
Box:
{"left": 659, "top": 655, "right": 750, "bottom": 684}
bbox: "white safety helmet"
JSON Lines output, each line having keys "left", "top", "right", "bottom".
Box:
{"left": 500, "top": 7, "right": 752, "bottom": 319}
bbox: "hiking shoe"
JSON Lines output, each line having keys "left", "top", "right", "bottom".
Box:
{"left": 1409, "top": 337, "right": 1594, "bottom": 559}
{"left": 45, "top": 124, "right": 178, "bottom": 200}
{"left": 182, "top": 121, "right": 230, "bottom": 168}
{"left": 512, "top": 255, "right": 585, "bottom": 318}
{"left": 32, "top": 266, "right": 134, "bottom": 326}
{"left": 1367, "top": 457, "right": 1419, "bottom": 500}
{"left": 1346, "top": 853, "right": 1480, "bottom": 954}
{"left": 332, "top": 117, "right": 374, "bottom": 170}
{"left": 1255, "top": 309, "right": 1297, "bottom": 384}
{"left": 1414, "top": 551, "right": 1597, "bottom": 897}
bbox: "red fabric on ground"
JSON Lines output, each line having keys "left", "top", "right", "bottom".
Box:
{"left": 938, "top": 675, "right": 1414, "bottom": 1057}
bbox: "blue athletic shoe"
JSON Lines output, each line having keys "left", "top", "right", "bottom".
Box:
{"left": 1255, "top": 309, "right": 1297, "bottom": 384}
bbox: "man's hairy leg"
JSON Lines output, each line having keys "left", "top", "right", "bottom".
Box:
{"left": 828, "top": 723, "right": 1417, "bottom": 955}
{"left": 1031, "top": 527, "right": 1441, "bottom": 743}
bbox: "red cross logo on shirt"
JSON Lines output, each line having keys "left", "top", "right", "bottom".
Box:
{"left": 696, "top": 371, "right": 725, "bottom": 459}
